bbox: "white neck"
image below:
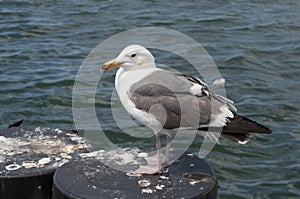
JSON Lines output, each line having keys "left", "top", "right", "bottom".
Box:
{"left": 115, "top": 67, "right": 125, "bottom": 94}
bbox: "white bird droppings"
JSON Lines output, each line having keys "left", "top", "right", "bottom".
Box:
{"left": 138, "top": 179, "right": 151, "bottom": 187}
{"left": 22, "top": 161, "right": 38, "bottom": 169}
{"left": 155, "top": 184, "right": 165, "bottom": 190}
{"left": 38, "top": 157, "right": 51, "bottom": 165}
{"left": 141, "top": 188, "right": 153, "bottom": 194}
{"left": 189, "top": 180, "right": 201, "bottom": 186}
{"left": 126, "top": 172, "right": 142, "bottom": 177}
{"left": 159, "top": 175, "right": 169, "bottom": 180}
{"left": 60, "top": 153, "right": 72, "bottom": 159}
{"left": 137, "top": 152, "right": 148, "bottom": 158}
{"left": 5, "top": 163, "right": 22, "bottom": 171}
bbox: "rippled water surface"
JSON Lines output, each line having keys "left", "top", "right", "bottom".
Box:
{"left": 1, "top": 1, "right": 299, "bottom": 198}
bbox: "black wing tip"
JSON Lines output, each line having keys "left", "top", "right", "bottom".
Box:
{"left": 220, "top": 115, "right": 272, "bottom": 143}
{"left": 225, "top": 115, "right": 272, "bottom": 134}
{"left": 263, "top": 127, "right": 272, "bottom": 134}
{"left": 8, "top": 119, "right": 24, "bottom": 128}
{"left": 238, "top": 115, "right": 272, "bottom": 134}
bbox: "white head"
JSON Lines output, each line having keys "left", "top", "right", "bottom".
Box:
{"left": 102, "top": 44, "right": 156, "bottom": 71}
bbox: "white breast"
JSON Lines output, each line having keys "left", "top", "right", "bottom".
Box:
{"left": 115, "top": 68, "right": 164, "bottom": 133}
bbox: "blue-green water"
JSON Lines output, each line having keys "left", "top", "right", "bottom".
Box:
{"left": 1, "top": 1, "right": 299, "bottom": 198}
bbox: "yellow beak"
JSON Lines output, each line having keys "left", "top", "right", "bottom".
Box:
{"left": 101, "top": 59, "right": 123, "bottom": 71}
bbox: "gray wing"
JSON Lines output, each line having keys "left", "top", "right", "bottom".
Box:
{"left": 129, "top": 70, "right": 236, "bottom": 129}
{"left": 130, "top": 70, "right": 208, "bottom": 97}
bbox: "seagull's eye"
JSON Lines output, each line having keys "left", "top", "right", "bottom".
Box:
{"left": 131, "top": 53, "right": 136, "bottom": 57}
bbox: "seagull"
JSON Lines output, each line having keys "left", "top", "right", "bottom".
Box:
{"left": 101, "top": 44, "right": 272, "bottom": 174}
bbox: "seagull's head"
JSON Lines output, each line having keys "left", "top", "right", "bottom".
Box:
{"left": 102, "top": 44, "right": 155, "bottom": 71}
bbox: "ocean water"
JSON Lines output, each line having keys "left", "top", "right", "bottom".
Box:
{"left": 1, "top": 1, "right": 299, "bottom": 198}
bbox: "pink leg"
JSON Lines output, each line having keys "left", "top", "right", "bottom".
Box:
{"left": 165, "top": 135, "right": 172, "bottom": 164}
{"left": 133, "top": 133, "right": 163, "bottom": 174}
{"left": 156, "top": 133, "right": 162, "bottom": 171}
